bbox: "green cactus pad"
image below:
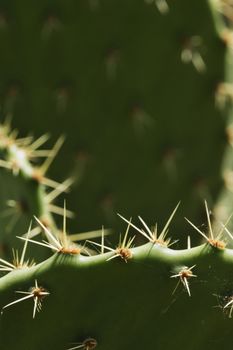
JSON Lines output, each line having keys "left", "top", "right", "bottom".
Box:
{"left": 1, "top": 227, "right": 233, "bottom": 350}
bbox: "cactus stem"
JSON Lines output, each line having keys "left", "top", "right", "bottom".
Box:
{"left": 215, "top": 82, "right": 233, "bottom": 109}
{"left": 216, "top": 0, "right": 233, "bottom": 22}
{"left": 226, "top": 124, "right": 233, "bottom": 146}
{"left": 220, "top": 29, "right": 233, "bottom": 48}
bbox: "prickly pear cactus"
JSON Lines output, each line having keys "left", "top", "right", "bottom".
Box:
{"left": 1, "top": 1, "right": 233, "bottom": 350}
{"left": 0, "top": 0, "right": 229, "bottom": 239}
{"left": 0, "top": 203, "right": 233, "bottom": 350}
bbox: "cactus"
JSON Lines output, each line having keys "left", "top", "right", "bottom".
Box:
{"left": 0, "top": 203, "right": 233, "bottom": 349}
{"left": 0, "top": 118, "right": 73, "bottom": 259}
{"left": 0, "top": 120, "right": 104, "bottom": 260}
{"left": 0, "top": 0, "right": 229, "bottom": 238}
{"left": 1, "top": 0, "right": 233, "bottom": 349}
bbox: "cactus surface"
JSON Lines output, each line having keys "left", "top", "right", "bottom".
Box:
{"left": 0, "top": 0, "right": 229, "bottom": 238}
{"left": 1, "top": 1, "right": 233, "bottom": 350}
{"left": 0, "top": 207, "right": 233, "bottom": 350}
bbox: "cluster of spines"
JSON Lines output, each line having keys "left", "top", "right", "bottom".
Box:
{"left": 0, "top": 119, "right": 74, "bottom": 230}
{"left": 0, "top": 3, "right": 233, "bottom": 348}
{"left": 1, "top": 119, "right": 233, "bottom": 321}
{"left": 0, "top": 120, "right": 111, "bottom": 266}
{"left": 1, "top": 199, "right": 233, "bottom": 323}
